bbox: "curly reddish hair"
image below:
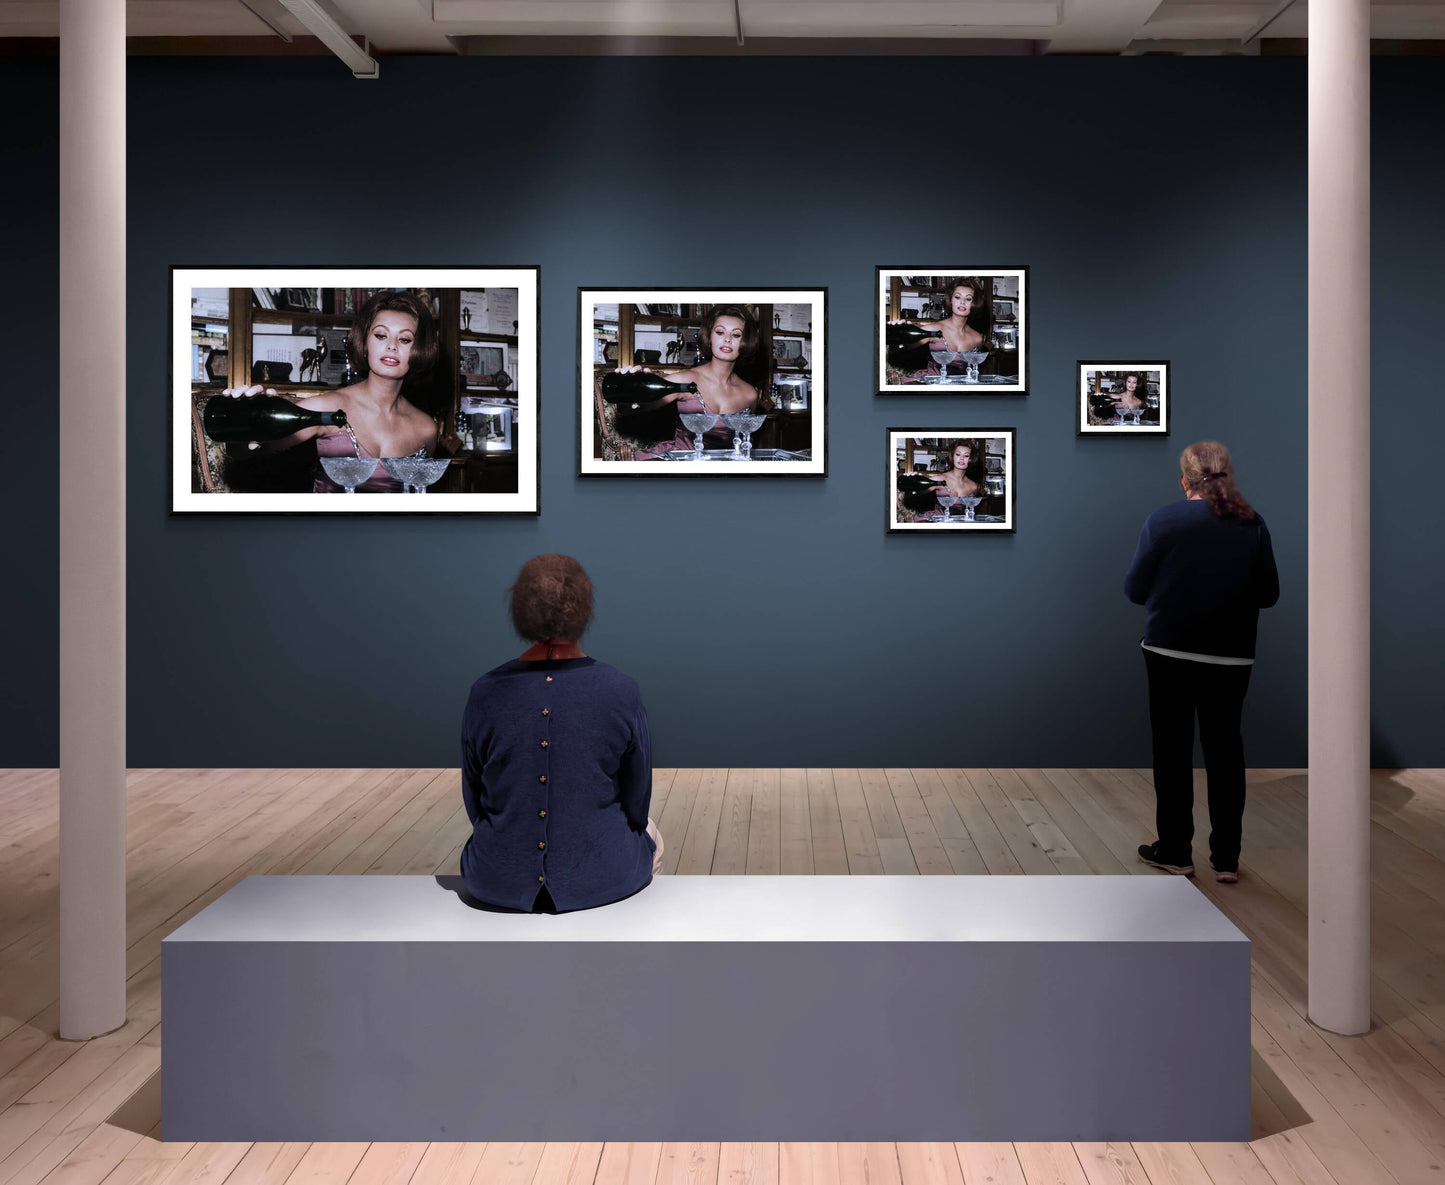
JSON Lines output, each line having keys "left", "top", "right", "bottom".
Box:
{"left": 509, "top": 555, "right": 594, "bottom": 643}
{"left": 1181, "top": 441, "right": 1256, "bottom": 521}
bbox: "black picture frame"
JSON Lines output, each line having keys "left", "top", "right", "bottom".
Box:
{"left": 875, "top": 266, "right": 1030, "bottom": 397}
{"left": 1076, "top": 360, "right": 1171, "bottom": 436}
{"left": 170, "top": 265, "right": 541, "bottom": 514}
{"left": 577, "top": 287, "right": 829, "bottom": 477}
{"left": 886, "top": 427, "right": 1018, "bottom": 534}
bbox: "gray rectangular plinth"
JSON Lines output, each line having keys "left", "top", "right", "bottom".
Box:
{"left": 162, "top": 875, "right": 1249, "bottom": 1141}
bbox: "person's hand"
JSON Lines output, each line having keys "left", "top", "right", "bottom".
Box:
{"left": 221, "top": 384, "right": 275, "bottom": 399}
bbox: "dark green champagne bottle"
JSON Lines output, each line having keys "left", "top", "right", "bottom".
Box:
{"left": 886, "top": 322, "right": 941, "bottom": 347}
{"left": 203, "top": 394, "right": 348, "bottom": 442}
{"left": 600, "top": 372, "right": 699, "bottom": 405}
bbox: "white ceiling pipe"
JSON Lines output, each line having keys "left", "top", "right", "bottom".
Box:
{"left": 275, "top": 0, "right": 379, "bottom": 77}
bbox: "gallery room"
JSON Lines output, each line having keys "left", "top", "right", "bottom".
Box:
{"left": 5, "top": 0, "right": 1445, "bottom": 1183}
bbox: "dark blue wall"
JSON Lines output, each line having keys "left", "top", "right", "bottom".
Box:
{"left": 6, "top": 55, "right": 1441, "bottom": 768}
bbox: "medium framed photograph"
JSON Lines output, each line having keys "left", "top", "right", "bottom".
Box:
{"left": 1077, "top": 361, "right": 1170, "bottom": 435}
{"left": 171, "top": 266, "right": 539, "bottom": 513}
{"left": 876, "top": 267, "right": 1028, "bottom": 395}
{"left": 887, "top": 428, "right": 1017, "bottom": 533}
{"left": 579, "top": 288, "right": 827, "bottom": 476}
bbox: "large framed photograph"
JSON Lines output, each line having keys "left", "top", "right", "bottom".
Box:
{"left": 171, "top": 267, "right": 539, "bottom": 513}
{"left": 1077, "top": 361, "right": 1170, "bottom": 435}
{"left": 876, "top": 267, "right": 1028, "bottom": 395}
{"left": 888, "top": 428, "right": 1016, "bottom": 533}
{"left": 578, "top": 288, "right": 827, "bottom": 476}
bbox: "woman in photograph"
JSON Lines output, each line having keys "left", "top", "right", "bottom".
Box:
{"left": 897, "top": 438, "right": 987, "bottom": 522}
{"left": 1089, "top": 372, "right": 1148, "bottom": 424}
{"left": 614, "top": 304, "right": 772, "bottom": 457}
{"left": 888, "top": 278, "right": 991, "bottom": 379}
{"left": 460, "top": 554, "right": 663, "bottom": 913}
{"left": 222, "top": 290, "right": 452, "bottom": 492}
{"left": 1125, "top": 441, "right": 1279, "bottom": 883}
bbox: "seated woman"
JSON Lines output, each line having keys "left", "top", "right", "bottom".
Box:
{"left": 613, "top": 304, "right": 771, "bottom": 457}
{"left": 459, "top": 554, "right": 664, "bottom": 913}
{"left": 1088, "top": 372, "right": 1149, "bottom": 425}
{"left": 221, "top": 290, "right": 455, "bottom": 492}
{"left": 887, "top": 278, "right": 991, "bottom": 382}
{"left": 896, "top": 438, "right": 987, "bottom": 522}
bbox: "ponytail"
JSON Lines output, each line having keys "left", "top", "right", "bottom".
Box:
{"left": 1180, "top": 441, "right": 1255, "bottom": 520}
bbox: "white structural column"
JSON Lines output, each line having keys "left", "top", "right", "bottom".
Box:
{"left": 58, "top": 0, "right": 127, "bottom": 1040}
{"left": 1308, "top": 0, "right": 1371, "bottom": 1036}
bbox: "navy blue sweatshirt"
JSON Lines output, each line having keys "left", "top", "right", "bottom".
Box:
{"left": 460, "top": 656, "right": 655, "bottom": 912}
{"left": 1124, "top": 499, "right": 1280, "bottom": 659}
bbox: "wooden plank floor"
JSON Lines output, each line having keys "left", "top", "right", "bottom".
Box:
{"left": 4, "top": 766, "right": 1445, "bottom": 1185}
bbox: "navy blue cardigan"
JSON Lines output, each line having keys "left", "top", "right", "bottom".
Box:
{"left": 1124, "top": 499, "right": 1280, "bottom": 659}
{"left": 460, "top": 656, "right": 655, "bottom": 912}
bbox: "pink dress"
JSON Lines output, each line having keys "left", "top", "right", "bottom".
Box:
{"left": 313, "top": 433, "right": 426, "bottom": 494}
{"left": 637, "top": 394, "right": 741, "bottom": 460}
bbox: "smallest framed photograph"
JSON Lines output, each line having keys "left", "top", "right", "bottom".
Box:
{"left": 1078, "top": 361, "right": 1170, "bottom": 435}
{"left": 887, "top": 427, "right": 1016, "bottom": 533}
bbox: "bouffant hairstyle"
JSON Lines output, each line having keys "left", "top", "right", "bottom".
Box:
{"left": 509, "top": 554, "right": 594, "bottom": 643}
{"left": 345, "top": 291, "right": 439, "bottom": 380}
{"left": 934, "top": 437, "right": 988, "bottom": 485}
{"left": 1180, "top": 441, "right": 1256, "bottom": 521}
{"left": 696, "top": 304, "right": 761, "bottom": 365}
{"left": 944, "top": 277, "right": 993, "bottom": 341}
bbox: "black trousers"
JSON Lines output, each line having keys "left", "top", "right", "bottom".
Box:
{"left": 1143, "top": 649, "right": 1253, "bottom": 870}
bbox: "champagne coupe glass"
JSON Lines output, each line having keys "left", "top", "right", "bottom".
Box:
{"left": 936, "top": 493, "right": 958, "bottom": 521}
{"left": 958, "top": 349, "right": 989, "bottom": 383}
{"left": 1122, "top": 405, "right": 1145, "bottom": 427}
{"left": 722, "top": 412, "right": 767, "bottom": 459}
{"left": 381, "top": 456, "right": 451, "bottom": 493}
{"left": 959, "top": 493, "right": 984, "bottom": 522}
{"left": 678, "top": 412, "right": 719, "bottom": 459}
{"left": 929, "top": 348, "right": 959, "bottom": 383}
{"left": 318, "top": 455, "right": 378, "bottom": 494}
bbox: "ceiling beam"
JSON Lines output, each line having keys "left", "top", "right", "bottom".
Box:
{"left": 1043, "top": 0, "right": 1164, "bottom": 52}
{"left": 274, "top": 0, "right": 378, "bottom": 75}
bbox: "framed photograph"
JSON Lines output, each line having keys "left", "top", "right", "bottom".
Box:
{"left": 887, "top": 428, "right": 1017, "bottom": 533}
{"left": 1077, "top": 361, "right": 1170, "bottom": 435}
{"left": 876, "top": 267, "right": 1029, "bottom": 395}
{"left": 171, "top": 266, "right": 539, "bottom": 514}
{"left": 578, "top": 288, "right": 827, "bottom": 476}
{"left": 459, "top": 342, "right": 511, "bottom": 390}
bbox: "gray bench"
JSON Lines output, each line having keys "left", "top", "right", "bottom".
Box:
{"left": 162, "top": 874, "right": 1249, "bottom": 1141}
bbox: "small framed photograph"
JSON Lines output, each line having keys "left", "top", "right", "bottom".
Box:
{"left": 876, "top": 267, "right": 1028, "bottom": 395}
{"left": 171, "top": 266, "right": 539, "bottom": 514}
{"left": 888, "top": 428, "right": 1016, "bottom": 533}
{"left": 459, "top": 342, "right": 510, "bottom": 390}
{"left": 579, "top": 288, "right": 827, "bottom": 476}
{"left": 1077, "top": 361, "right": 1170, "bottom": 435}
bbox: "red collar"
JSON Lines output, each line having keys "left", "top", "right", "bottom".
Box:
{"left": 519, "top": 639, "right": 587, "bottom": 661}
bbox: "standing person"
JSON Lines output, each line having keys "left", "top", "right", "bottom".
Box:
{"left": 459, "top": 555, "right": 664, "bottom": 913}
{"left": 615, "top": 304, "right": 771, "bottom": 456}
{"left": 1124, "top": 442, "right": 1280, "bottom": 882}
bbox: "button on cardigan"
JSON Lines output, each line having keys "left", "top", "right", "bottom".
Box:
{"left": 460, "top": 656, "right": 655, "bottom": 912}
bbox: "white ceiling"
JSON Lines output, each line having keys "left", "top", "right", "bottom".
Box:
{"left": 2, "top": 0, "right": 1443, "bottom": 54}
